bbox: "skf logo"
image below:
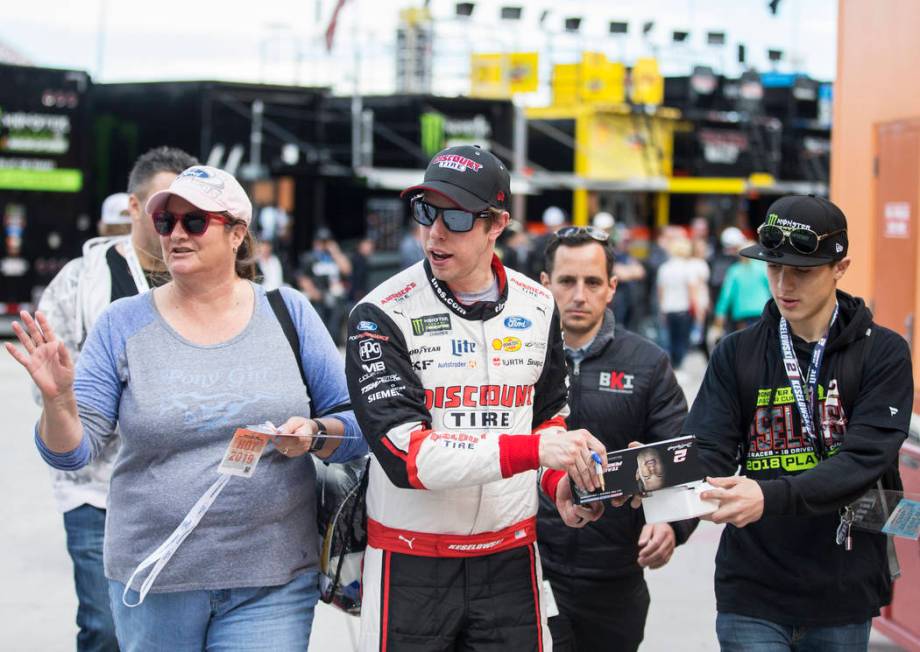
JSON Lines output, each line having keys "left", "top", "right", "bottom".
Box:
{"left": 413, "top": 359, "right": 433, "bottom": 371}
{"left": 599, "top": 370, "right": 635, "bottom": 394}
{"left": 492, "top": 336, "right": 522, "bottom": 352}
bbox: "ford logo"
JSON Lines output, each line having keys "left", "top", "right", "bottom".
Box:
{"left": 504, "top": 316, "right": 532, "bottom": 330}
{"left": 357, "top": 320, "right": 378, "bottom": 331}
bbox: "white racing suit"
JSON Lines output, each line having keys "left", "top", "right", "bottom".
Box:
{"left": 345, "top": 256, "right": 569, "bottom": 651}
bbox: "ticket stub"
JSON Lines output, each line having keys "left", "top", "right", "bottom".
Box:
{"left": 881, "top": 498, "right": 920, "bottom": 540}
{"left": 573, "top": 436, "right": 704, "bottom": 505}
{"left": 218, "top": 429, "right": 271, "bottom": 478}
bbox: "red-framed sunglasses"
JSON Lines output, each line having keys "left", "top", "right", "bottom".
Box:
{"left": 151, "top": 210, "right": 233, "bottom": 236}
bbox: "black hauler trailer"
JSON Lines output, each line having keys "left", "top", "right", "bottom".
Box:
{"left": 0, "top": 63, "right": 93, "bottom": 329}
{"left": 91, "top": 80, "right": 334, "bottom": 257}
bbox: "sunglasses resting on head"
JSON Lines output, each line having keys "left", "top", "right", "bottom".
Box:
{"left": 554, "top": 226, "right": 610, "bottom": 242}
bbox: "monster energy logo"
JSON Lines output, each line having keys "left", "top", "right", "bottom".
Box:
{"left": 420, "top": 112, "right": 493, "bottom": 156}
{"left": 421, "top": 112, "right": 446, "bottom": 156}
{"left": 766, "top": 213, "right": 779, "bottom": 225}
{"left": 411, "top": 313, "right": 451, "bottom": 336}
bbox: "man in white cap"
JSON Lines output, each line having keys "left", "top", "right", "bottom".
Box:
{"left": 32, "top": 147, "right": 197, "bottom": 652}
{"left": 98, "top": 192, "right": 132, "bottom": 237}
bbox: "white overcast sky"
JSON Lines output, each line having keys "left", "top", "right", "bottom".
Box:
{"left": 2, "top": 0, "right": 837, "bottom": 96}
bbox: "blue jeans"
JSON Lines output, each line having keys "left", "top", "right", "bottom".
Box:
{"left": 664, "top": 310, "right": 693, "bottom": 368}
{"left": 108, "top": 572, "right": 319, "bottom": 651}
{"left": 716, "top": 612, "right": 872, "bottom": 651}
{"left": 63, "top": 504, "right": 119, "bottom": 652}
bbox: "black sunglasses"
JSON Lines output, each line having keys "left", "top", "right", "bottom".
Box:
{"left": 555, "top": 226, "right": 610, "bottom": 242}
{"left": 757, "top": 223, "right": 846, "bottom": 255}
{"left": 152, "top": 210, "right": 233, "bottom": 236}
{"left": 410, "top": 196, "right": 490, "bottom": 233}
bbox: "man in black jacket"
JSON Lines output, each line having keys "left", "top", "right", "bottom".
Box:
{"left": 537, "top": 227, "right": 696, "bottom": 652}
{"left": 686, "top": 195, "right": 913, "bottom": 650}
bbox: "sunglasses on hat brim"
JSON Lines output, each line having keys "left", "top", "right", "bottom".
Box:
{"left": 756, "top": 223, "right": 846, "bottom": 256}
{"left": 410, "top": 196, "right": 491, "bottom": 233}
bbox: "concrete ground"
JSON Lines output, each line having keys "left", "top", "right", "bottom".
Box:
{"left": 0, "top": 347, "right": 905, "bottom": 650}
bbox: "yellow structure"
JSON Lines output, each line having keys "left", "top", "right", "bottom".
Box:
{"left": 526, "top": 104, "right": 681, "bottom": 225}
{"left": 470, "top": 52, "right": 539, "bottom": 98}
{"left": 551, "top": 52, "right": 626, "bottom": 106}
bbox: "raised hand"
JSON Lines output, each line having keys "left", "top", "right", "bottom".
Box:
{"left": 5, "top": 311, "right": 74, "bottom": 400}
{"left": 538, "top": 428, "right": 607, "bottom": 493}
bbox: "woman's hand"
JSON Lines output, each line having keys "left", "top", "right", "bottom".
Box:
{"left": 5, "top": 311, "right": 74, "bottom": 401}
{"left": 273, "top": 416, "right": 319, "bottom": 458}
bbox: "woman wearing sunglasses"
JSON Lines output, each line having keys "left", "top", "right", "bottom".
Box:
{"left": 6, "top": 165, "right": 365, "bottom": 650}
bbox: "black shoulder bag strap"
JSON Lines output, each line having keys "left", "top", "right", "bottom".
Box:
{"left": 267, "top": 289, "right": 313, "bottom": 400}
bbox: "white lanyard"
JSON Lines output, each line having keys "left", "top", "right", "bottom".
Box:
{"left": 778, "top": 305, "right": 838, "bottom": 455}
{"left": 122, "top": 474, "right": 231, "bottom": 607}
{"left": 121, "top": 427, "right": 273, "bottom": 607}
{"left": 122, "top": 239, "right": 150, "bottom": 293}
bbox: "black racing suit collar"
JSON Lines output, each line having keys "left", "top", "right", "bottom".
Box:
{"left": 760, "top": 289, "right": 873, "bottom": 353}
{"left": 424, "top": 253, "right": 509, "bottom": 321}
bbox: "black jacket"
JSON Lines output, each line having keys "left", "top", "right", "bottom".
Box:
{"left": 684, "top": 291, "right": 912, "bottom": 626}
{"left": 537, "top": 310, "right": 693, "bottom": 580}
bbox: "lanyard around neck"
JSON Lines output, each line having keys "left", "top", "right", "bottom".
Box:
{"left": 778, "top": 304, "right": 839, "bottom": 457}
{"left": 122, "top": 239, "right": 151, "bottom": 293}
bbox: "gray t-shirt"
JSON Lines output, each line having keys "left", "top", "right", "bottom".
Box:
{"left": 40, "top": 284, "right": 364, "bottom": 593}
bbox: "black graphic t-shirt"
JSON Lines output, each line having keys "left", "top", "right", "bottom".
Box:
{"left": 683, "top": 292, "right": 912, "bottom": 627}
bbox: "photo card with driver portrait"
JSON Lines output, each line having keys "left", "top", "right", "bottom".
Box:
{"left": 572, "top": 436, "right": 704, "bottom": 505}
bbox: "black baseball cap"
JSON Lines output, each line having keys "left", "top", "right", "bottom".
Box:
{"left": 740, "top": 195, "right": 849, "bottom": 267}
{"left": 401, "top": 145, "right": 511, "bottom": 212}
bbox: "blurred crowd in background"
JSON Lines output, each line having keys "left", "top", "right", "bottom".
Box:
{"left": 253, "top": 200, "right": 770, "bottom": 365}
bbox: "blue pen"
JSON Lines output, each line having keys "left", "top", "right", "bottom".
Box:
{"left": 591, "top": 452, "right": 605, "bottom": 491}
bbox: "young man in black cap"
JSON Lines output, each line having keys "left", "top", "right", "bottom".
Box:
{"left": 682, "top": 195, "right": 912, "bottom": 649}
{"left": 345, "top": 145, "right": 607, "bottom": 650}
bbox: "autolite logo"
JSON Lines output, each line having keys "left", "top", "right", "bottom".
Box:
{"left": 433, "top": 154, "right": 483, "bottom": 173}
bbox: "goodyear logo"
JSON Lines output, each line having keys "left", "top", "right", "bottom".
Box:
{"left": 492, "top": 336, "right": 522, "bottom": 352}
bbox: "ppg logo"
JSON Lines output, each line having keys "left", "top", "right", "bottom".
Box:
{"left": 359, "top": 340, "right": 382, "bottom": 362}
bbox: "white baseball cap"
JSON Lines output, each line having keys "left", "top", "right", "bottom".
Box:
{"left": 720, "top": 226, "right": 746, "bottom": 250}
{"left": 592, "top": 211, "right": 615, "bottom": 230}
{"left": 542, "top": 206, "right": 565, "bottom": 227}
{"left": 145, "top": 165, "right": 252, "bottom": 225}
{"left": 101, "top": 192, "right": 132, "bottom": 225}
